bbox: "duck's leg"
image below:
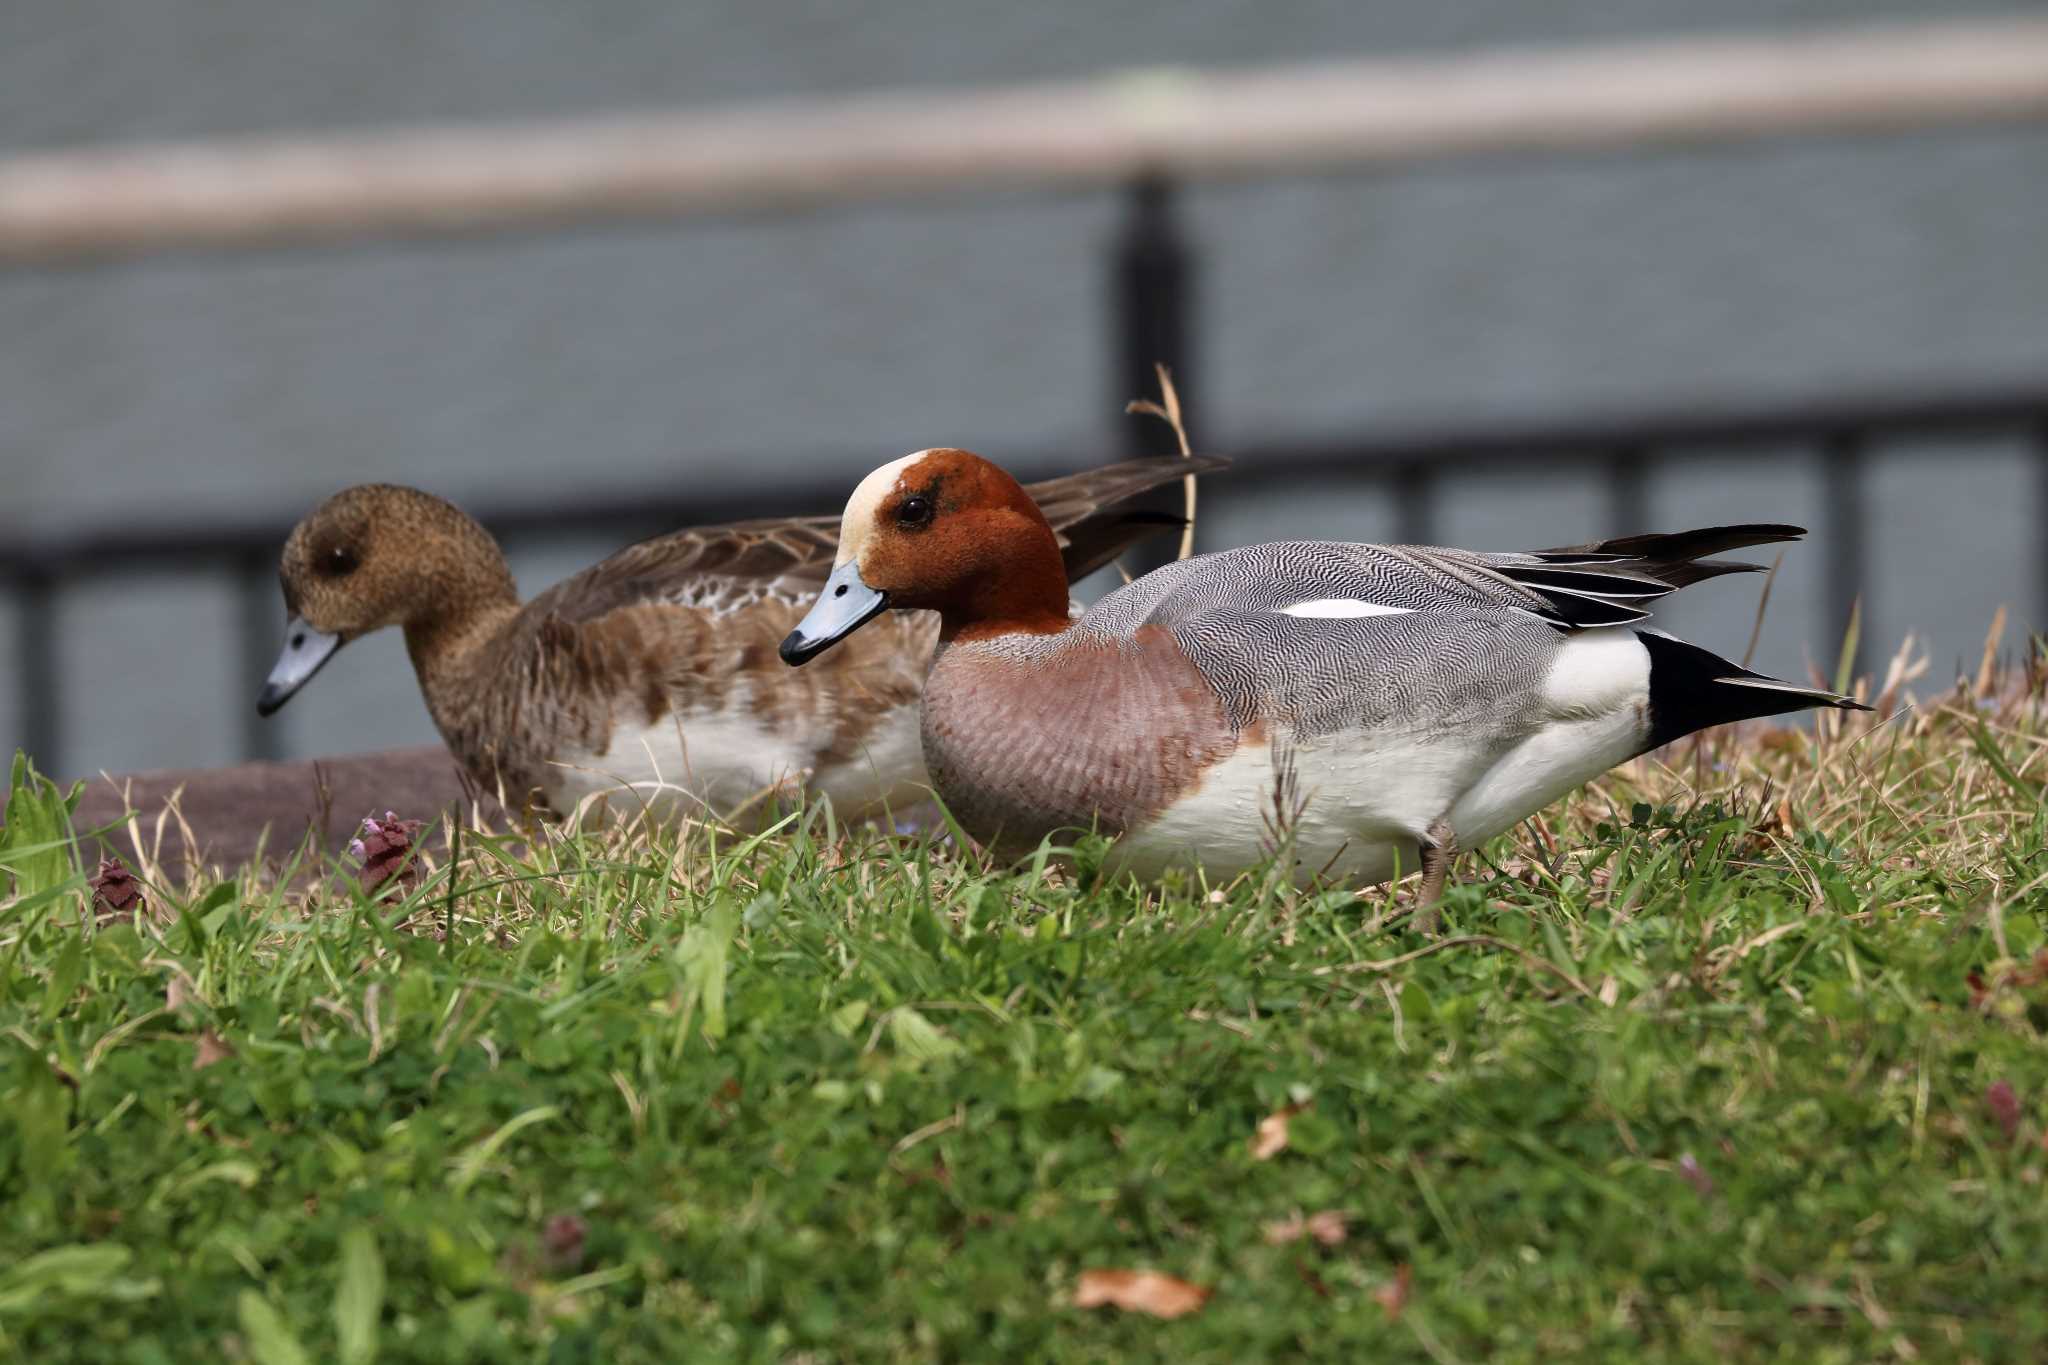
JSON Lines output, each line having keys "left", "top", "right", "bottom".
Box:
{"left": 1411, "top": 817, "right": 1458, "bottom": 935}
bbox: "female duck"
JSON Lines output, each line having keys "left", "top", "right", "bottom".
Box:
{"left": 257, "top": 456, "right": 1216, "bottom": 823}
{"left": 781, "top": 448, "right": 1864, "bottom": 901}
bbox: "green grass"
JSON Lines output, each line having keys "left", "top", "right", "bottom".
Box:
{"left": 4, "top": 667, "right": 2048, "bottom": 1362}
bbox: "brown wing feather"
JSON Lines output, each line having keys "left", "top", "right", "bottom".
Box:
{"left": 1025, "top": 454, "right": 1230, "bottom": 582}
{"left": 523, "top": 517, "right": 844, "bottom": 625}
{"left": 526, "top": 454, "right": 1229, "bottom": 625}
{"left": 1022, "top": 454, "right": 1230, "bottom": 529}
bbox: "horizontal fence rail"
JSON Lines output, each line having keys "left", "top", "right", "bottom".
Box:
{"left": 3, "top": 17, "right": 2048, "bottom": 262}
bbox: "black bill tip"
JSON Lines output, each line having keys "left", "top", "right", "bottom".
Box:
{"left": 779, "top": 629, "right": 827, "bottom": 667}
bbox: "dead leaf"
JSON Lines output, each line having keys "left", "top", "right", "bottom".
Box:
{"left": 1263, "top": 1210, "right": 1348, "bottom": 1247}
{"left": 1756, "top": 727, "right": 1803, "bottom": 754}
{"left": 1073, "top": 1269, "right": 1210, "bottom": 1320}
{"left": 1305, "top": 1210, "right": 1347, "bottom": 1246}
{"left": 1250, "top": 1102, "right": 1307, "bottom": 1161}
{"left": 900, "top": 1152, "right": 951, "bottom": 1189}
{"left": 1372, "top": 1263, "right": 1413, "bottom": 1320}
{"left": 166, "top": 976, "right": 192, "bottom": 1013}
{"left": 192, "top": 1030, "right": 234, "bottom": 1071}
{"left": 1264, "top": 1212, "right": 1305, "bottom": 1245}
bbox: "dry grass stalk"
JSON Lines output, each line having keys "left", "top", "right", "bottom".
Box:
{"left": 1975, "top": 605, "right": 2007, "bottom": 700}
{"left": 1124, "top": 363, "right": 1202, "bottom": 563}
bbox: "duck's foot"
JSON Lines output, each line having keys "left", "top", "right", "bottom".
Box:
{"left": 1412, "top": 818, "right": 1458, "bottom": 935}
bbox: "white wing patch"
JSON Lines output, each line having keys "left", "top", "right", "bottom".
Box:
{"left": 1276, "top": 598, "right": 1413, "bottom": 619}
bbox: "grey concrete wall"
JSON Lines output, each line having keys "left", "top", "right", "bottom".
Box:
{"left": 2, "top": 2, "right": 2043, "bottom": 775}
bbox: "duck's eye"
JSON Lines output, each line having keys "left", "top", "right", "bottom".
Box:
{"left": 896, "top": 495, "right": 933, "bottom": 528}
{"left": 319, "top": 546, "right": 360, "bottom": 578}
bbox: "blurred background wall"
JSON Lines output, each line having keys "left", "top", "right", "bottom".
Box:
{"left": 2, "top": 0, "right": 2044, "bottom": 776}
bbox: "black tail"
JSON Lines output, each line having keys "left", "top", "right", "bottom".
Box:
{"left": 1635, "top": 628, "right": 1869, "bottom": 751}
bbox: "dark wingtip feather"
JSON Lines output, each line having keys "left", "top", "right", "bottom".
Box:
{"left": 1055, "top": 511, "right": 1192, "bottom": 582}
{"left": 1572, "top": 523, "right": 1807, "bottom": 561}
{"left": 1106, "top": 510, "right": 1194, "bottom": 529}
{"left": 1525, "top": 524, "right": 1807, "bottom": 600}
{"left": 1652, "top": 557, "right": 1772, "bottom": 589}
{"left": 1023, "top": 454, "right": 1227, "bottom": 581}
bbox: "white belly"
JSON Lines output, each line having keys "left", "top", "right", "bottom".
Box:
{"left": 1448, "top": 627, "right": 1651, "bottom": 842}
{"left": 1109, "top": 729, "right": 1482, "bottom": 887}
{"left": 1110, "top": 627, "right": 1652, "bottom": 887}
{"left": 543, "top": 694, "right": 928, "bottom": 828}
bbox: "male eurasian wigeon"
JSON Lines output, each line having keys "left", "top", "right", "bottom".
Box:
{"left": 780, "top": 448, "right": 1868, "bottom": 914}
{"left": 256, "top": 456, "right": 1222, "bottom": 823}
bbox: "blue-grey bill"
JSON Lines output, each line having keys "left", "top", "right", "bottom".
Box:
{"left": 780, "top": 561, "right": 888, "bottom": 666}
{"left": 256, "top": 617, "right": 342, "bottom": 716}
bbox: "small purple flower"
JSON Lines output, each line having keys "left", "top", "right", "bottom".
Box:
{"left": 350, "top": 810, "right": 426, "bottom": 900}
{"left": 1986, "top": 1080, "right": 2022, "bottom": 1143}
{"left": 541, "top": 1212, "right": 588, "bottom": 1275}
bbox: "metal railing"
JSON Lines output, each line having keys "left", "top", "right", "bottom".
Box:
{"left": 5, "top": 178, "right": 2043, "bottom": 773}
{"left": 6, "top": 18, "right": 2048, "bottom": 774}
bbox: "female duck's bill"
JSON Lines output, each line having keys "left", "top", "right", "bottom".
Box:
{"left": 780, "top": 562, "right": 888, "bottom": 666}
{"left": 256, "top": 618, "right": 343, "bottom": 715}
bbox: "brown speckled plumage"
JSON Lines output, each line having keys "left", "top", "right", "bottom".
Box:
{"left": 268, "top": 461, "right": 1213, "bottom": 818}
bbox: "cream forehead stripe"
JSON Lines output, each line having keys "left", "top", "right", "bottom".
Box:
{"left": 835, "top": 451, "right": 930, "bottom": 566}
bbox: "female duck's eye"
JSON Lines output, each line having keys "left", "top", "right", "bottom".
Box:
{"left": 896, "top": 495, "right": 933, "bottom": 528}
{"left": 321, "top": 546, "right": 360, "bottom": 578}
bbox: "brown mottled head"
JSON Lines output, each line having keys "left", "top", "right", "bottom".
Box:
{"left": 257, "top": 484, "right": 519, "bottom": 716}
{"left": 780, "top": 449, "right": 1072, "bottom": 666}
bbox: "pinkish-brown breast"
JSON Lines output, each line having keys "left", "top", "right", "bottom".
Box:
{"left": 919, "top": 624, "right": 1240, "bottom": 855}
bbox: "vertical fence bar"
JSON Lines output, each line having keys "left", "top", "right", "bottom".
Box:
{"left": 1110, "top": 173, "right": 1195, "bottom": 575}
{"left": 1607, "top": 447, "right": 1648, "bottom": 535}
{"left": 16, "top": 570, "right": 60, "bottom": 772}
{"left": 1822, "top": 431, "right": 1868, "bottom": 683}
{"left": 1114, "top": 174, "right": 1193, "bottom": 450}
{"left": 1393, "top": 462, "right": 1434, "bottom": 545}
{"left": 239, "top": 550, "right": 282, "bottom": 764}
